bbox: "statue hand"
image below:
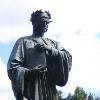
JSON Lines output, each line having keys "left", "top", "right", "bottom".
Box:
{"left": 34, "top": 43, "right": 51, "bottom": 52}
{"left": 34, "top": 44, "right": 46, "bottom": 52}
{"left": 39, "top": 66, "right": 47, "bottom": 73}
{"left": 30, "top": 65, "right": 47, "bottom": 76}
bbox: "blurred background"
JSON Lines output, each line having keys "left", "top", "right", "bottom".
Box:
{"left": 0, "top": 0, "right": 100, "bottom": 99}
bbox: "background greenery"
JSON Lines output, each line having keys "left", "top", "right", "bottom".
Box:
{"left": 58, "top": 86, "right": 100, "bottom": 100}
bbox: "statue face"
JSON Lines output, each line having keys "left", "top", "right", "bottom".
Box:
{"left": 34, "top": 12, "right": 50, "bottom": 36}
{"left": 40, "top": 12, "right": 49, "bottom": 22}
{"left": 39, "top": 12, "right": 50, "bottom": 32}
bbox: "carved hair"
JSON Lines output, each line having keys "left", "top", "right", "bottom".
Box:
{"left": 30, "top": 9, "right": 51, "bottom": 23}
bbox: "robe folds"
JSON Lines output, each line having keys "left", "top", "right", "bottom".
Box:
{"left": 7, "top": 35, "right": 72, "bottom": 100}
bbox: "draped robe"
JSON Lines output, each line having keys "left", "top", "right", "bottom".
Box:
{"left": 7, "top": 35, "right": 72, "bottom": 100}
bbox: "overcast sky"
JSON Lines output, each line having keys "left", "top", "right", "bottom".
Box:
{"left": 0, "top": 0, "right": 100, "bottom": 99}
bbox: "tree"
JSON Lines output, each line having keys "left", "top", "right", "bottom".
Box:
{"left": 67, "top": 93, "right": 74, "bottom": 100}
{"left": 87, "top": 93, "right": 94, "bottom": 100}
{"left": 73, "top": 86, "right": 87, "bottom": 100}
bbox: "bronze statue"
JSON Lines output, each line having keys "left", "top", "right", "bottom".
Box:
{"left": 7, "top": 10, "right": 72, "bottom": 100}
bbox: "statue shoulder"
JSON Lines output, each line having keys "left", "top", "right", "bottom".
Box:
{"left": 44, "top": 37, "right": 60, "bottom": 49}
{"left": 16, "top": 35, "right": 33, "bottom": 43}
{"left": 45, "top": 37, "right": 58, "bottom": 44}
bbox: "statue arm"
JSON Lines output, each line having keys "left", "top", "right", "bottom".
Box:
{"left": 55, "top": 48, "right": 72, "bottom": 86}
{"left": 7, "top": 38, "right": 29, "bottom": 94}
{"left": 47, "top": 41, "right": 72, "bottom": 86}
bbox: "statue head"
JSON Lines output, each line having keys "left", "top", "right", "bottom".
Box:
{"left": 30, "top": 10, "right": 52, "bottom": 37}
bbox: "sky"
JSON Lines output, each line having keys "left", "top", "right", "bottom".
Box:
{"left": 0, "top": 0, "right": 100, "bottom": 99}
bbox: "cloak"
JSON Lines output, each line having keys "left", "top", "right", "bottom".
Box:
{"left": 7, "top": 35, "right": 72, "bottom": 100}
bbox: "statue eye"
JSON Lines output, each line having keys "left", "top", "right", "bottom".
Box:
{"left": 41, "top": 21, "right": 48, "bottom": 25}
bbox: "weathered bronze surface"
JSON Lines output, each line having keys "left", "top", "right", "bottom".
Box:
{"left": 7, "top": 10, "right": 72, "bottom": 100}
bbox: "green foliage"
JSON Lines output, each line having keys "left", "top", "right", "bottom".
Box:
{"left": 67, "top": 93, "right": 74, "bottom": 100}
{"left": 73, "top": 86, "right": 87, "bottom": 100}
{"left": 58, "top": 86, "right": 100, "bottom": 100}
{"left": 87, "top": 93, "right": 94, "bottom": 100}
